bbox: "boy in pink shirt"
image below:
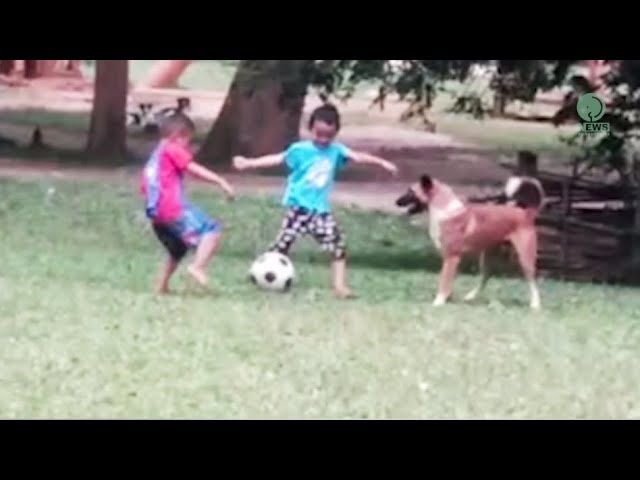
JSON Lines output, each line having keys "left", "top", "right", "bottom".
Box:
{"left": 140, "top": 113, "right": 235, "bottom": 293}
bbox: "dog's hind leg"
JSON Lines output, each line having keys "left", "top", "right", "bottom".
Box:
{"left": 464, "top": 251, "right": 489, "bottom": 302}
{"left": 510, "top": 228, "right": 541, "bottom": 310}
{"left": 433, "top": 255, "right": 461, "bottom": 307}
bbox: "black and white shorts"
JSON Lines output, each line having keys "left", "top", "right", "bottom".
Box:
{"left": 270, "top": 207, "right": 346, "bottom": 260}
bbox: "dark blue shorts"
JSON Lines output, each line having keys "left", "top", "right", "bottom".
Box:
{"left": 152, "top": 204, "right": 221, "bottom": 261}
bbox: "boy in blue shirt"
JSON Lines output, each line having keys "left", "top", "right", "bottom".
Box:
{"left": 233, "top": 104, "right": 397, "bottom": 298}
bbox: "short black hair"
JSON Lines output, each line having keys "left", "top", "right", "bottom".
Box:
{"left": 161, "top": 112, "right": 196, "bottom": 138}
{"left": 308, "top": 103, "right": 341, "bottom": 131}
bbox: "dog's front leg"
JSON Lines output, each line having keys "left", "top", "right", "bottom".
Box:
{"left": 433, "top": 255, "right": 461, "bottom": 307}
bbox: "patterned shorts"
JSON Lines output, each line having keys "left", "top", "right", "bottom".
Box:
{"left": 270, "top": 207, "right": 346, "bottom": 260}
{"left": 151, "top": 204, "right": 221, "bottom": 262}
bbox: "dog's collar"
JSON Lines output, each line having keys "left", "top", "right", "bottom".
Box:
{"left": 431, "top": 198, "right": 466, "bottom": 221}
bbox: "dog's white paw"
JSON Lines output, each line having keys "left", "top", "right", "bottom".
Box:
{"left": 432, "top": 294, "right": 447, "bottom": 307}
{"left": 463, "top": 289, "right": 479, "bottom": 302}
{"left": 529, "top": 286, "right": 541, "bottom": 311}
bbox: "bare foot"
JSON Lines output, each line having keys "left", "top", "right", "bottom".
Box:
{"left": 187, "top": 265, "right": 210, "bottom": 289}
{"left": 334, "top": 287, "right": 356, "bottom": 299}
{"left": 155, "top": 286, "right": 171, "bottom": 295}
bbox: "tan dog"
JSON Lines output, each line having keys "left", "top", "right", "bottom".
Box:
{"left": 396, "top": 175, "right": 545, "bottom": 310}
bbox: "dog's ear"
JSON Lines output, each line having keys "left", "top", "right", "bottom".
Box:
{"left": 420, "top": 174, "right": 433, "bottom": 192}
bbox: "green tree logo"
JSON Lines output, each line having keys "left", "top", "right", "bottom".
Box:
{"left": 577, "top": 93, "right": 606, "bottom": 122}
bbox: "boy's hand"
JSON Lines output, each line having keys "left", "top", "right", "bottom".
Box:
{"left": 223, "top": 184, "right": 236, "bottom": 202}
{"left": 348, "top": 149, "right": 398, "bottom": 177}
{"left": 233, "top": 156, "right": 248, "bottom": 171}
{"left": 382, "top": 160, "right": 398, "bottom": 176}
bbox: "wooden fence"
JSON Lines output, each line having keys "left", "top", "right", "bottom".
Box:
{"left": 498, "top": 152, "right": 638, "bottom": 284}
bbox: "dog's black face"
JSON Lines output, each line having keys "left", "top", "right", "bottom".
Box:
{"left": 395, "top": 174, "right": 432, "bottom": 215}
{"left": 177, "top": 97, "right": 191, "bottom": 110}
{"left": 396, "top": 189, "right": 427, "bottom": 215}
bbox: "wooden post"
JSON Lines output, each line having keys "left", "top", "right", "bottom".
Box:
{"left": 67, "top": 60, "right": 82, "bottom": 73}
{"left": 631, "top": 186, "right": 640, "bottom": 268}
{"left": 560, "top": 179, "right": 572, "bottom": 279}
{"left": 516, "top": 150, "right": 538, "bottom": 177}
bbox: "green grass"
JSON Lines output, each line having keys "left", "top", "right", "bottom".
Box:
{"left": 434, "top": 114, "right": 578, "bottom": 156}
{"left": 1, "top": 177, "right": 640, "bottom": 418}
{"left": 340, "top": 109, "right": 576, "bottom": 157}
{"left": 0, "top": 109, "right": 90, "bottom": 133}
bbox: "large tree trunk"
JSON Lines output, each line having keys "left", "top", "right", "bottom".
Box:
{"left": 0, "top": 60, "right": 15, "bottom": 75}
{"left": 23, "top": 60, "right": 56, "bottom": 78}
{"left": 86, "top": 60, "right": 129, "bottom": 156}
{"left": 24, "top": 60, "right": 38, "bottom": 79}
{"left": 138, "top": 60, "right": 192, "bottom": 89}
{"left": 9, "top": 60, "right": 81, "bottom": 78}
{"left": 198, "top": 60, "right": 309, "bottom": 167}
{"left": 492, "top": 92, "right": 507, "bottom": 117}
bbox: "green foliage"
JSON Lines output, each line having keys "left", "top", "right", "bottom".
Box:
{"left": 200, "top": 59, "right": 580, "bottom": 128}
{"left": 309, "top": 60, "right": 478, "bottom": 98}
{"left": 491, "top": 60, "right": 577, "bottom": 104}
{"left": 447, "top": 93, "right": 489, "bottom": 119}
{"left": 563, "top": 61, "right": 640, "bottom": 183}
{"left": 305, "top": 60, "right": 577, "bottom": 124}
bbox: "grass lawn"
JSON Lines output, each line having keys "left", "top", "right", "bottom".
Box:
{"left": 1, "top": 177, "right": 640, "bottom": 419}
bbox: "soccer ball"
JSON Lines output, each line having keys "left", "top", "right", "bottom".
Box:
{"left": 249, "top": 252, "right": 295, "bottom": 292}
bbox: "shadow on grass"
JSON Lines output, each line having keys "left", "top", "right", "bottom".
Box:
{"left": 346, "top": 249, "right": 525, "bottom": 277}
{"left": 224, "top": 245, "right": 527, "bottom": 279}
{"left": 0, "top": 108, "right": 91, "bottom": 132}
{"left": 0, "top": 106, "right": 210, "bottom": 140}
{"left": 0, "top": 144, "right": 142, "bottom": 168}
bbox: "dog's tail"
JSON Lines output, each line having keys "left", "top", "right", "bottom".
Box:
{"left": 504, "top": 176, "right": 545, "bottom": 219}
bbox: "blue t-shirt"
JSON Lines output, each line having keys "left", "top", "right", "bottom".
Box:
{"left": 282, "top": 140, "right": 350, "bottom": 214}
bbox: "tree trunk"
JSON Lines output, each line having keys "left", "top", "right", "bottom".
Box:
{"left": 198, "top": 60, "right": 309, "bottom": 167}
{"left": 138, "top": 60, "right": 192, "bottom": 89}
{"left": 24, "top": 60, "right": 38, "bottom": 79}
{"left": 516, "top": 150, "right": 538, "bottom": 176}
{"left": 493, "top": 89, "right": 507, "bottom": 117}
{"left": 86, "top": 60, "right": 129, "bottom": 156}
{"left": 0, "top": 60, "right": 15, "bottom": 75}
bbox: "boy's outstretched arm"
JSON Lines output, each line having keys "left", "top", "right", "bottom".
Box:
{"left": 346, "top": 149, "right": 398, "bottom": 176}
{"left": 186, "top": 162, "right": 235, "bottom": 200}
{"left": 233, "top": 153, "right": 284, "bottom": 171}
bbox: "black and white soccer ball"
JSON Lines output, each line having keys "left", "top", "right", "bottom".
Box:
{"left": 249, "top": 252, "right": 295, "bottom": 292}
